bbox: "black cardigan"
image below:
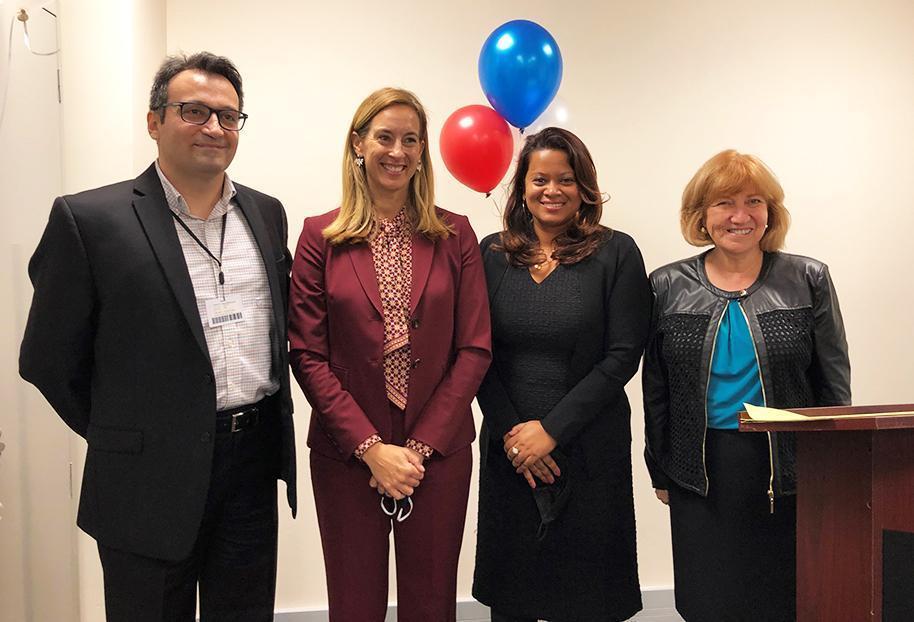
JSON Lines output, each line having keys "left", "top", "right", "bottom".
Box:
{"left": 476, "top": 229, "right": 652, "bottom": 477}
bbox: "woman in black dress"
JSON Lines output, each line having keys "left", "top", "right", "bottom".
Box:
{"left": 473, "top": 127, "right": 651, "bottom": 622}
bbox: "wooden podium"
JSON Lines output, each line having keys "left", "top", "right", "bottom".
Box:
{"left": 739, "top": 404, "right": 914, "bottom": 622}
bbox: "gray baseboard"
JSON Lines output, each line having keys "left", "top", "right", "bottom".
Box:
{"left": 273, "top": 588, "right": 681, "bottom": 621}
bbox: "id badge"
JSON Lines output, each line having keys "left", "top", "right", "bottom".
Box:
{"left": 205, "top": 295, "right": 245, "bottom": 328}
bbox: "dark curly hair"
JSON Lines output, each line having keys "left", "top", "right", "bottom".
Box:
{"left": 492, "top": 127, "right": 609, "bottom": 266}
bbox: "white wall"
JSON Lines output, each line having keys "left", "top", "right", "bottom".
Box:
{"left": 4, "top": 0, "right": 914, "bottom": 618}
{"left": 0, "top": 3, "right": 79, "bottom": 621}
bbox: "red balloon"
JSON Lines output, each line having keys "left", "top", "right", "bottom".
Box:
{"left": 440, "top": 105, "right": 514, "bottom": 194}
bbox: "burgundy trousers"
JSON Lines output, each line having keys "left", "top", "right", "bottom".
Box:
{"left": 310, "top": 403, "right": 472, "bottom": 622}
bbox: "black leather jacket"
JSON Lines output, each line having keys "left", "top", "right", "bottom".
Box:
{"left": 643, "top": 250, "right": 851, "bottom": 498}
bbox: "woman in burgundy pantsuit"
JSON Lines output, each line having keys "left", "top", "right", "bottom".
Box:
{"left": 288, "top": 87, "right": 491, "bottom": 622}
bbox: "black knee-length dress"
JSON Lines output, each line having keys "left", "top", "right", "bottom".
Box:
{"left": 473, "top": 231, "right": 651, "bottom": 622}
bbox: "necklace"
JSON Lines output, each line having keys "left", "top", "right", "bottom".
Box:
{"left": 533, "top": 248, "right": 557, "bottom": 271}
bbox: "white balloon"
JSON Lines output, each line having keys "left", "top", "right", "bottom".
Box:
{"left": 511, "top": 96, "right": 575, "bottom": 163}
{"left": 526, "top": 96, "right": 573, "bottom": 136}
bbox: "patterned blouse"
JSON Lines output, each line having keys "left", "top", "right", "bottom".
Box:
{"left": 353, "top": 208, "right": 432, "bottom": 461}
{"left": 370, "top": 208, "right": 413, "bottom": 410}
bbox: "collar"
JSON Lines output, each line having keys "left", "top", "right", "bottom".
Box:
{"left": 154, "top": 160, "right": 237, "bottom": 221}
{"left": 379, "top": 206, "right": 407, "bottom": 228}
{"left": 697, "top": 249, "right": 775, "bottom": 299}
{"left": 372, "top": 206, "right": 410, "bottom": 239}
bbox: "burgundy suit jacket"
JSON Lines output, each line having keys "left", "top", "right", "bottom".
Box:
{"left": 288, "top": 208, "right": 492, "bottom": 461}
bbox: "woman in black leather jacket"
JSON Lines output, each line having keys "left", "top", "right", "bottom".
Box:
{"left": 643, "top": 150, "right": 851, "bottom": 621}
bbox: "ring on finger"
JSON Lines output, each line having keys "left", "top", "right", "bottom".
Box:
{"left": 511, "top": 446, "right": 520, "bottom": 456}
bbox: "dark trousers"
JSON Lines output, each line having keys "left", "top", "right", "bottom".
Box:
{"left": 97, "top": 408, "right": 281, "bottom": 622}
{"left": 310, "top": 403, "right": 472, "bottom": 622}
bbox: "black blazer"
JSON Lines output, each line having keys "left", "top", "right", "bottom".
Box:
{"left": 477, "top": 230, "right": 652, "bottom": 477}
{"left": 19, "top": 163, "right": 296, "bottom": 561}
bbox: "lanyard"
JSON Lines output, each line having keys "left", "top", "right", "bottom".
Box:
{"left": 171, "top": 211, "right": 228, "bottom": 286}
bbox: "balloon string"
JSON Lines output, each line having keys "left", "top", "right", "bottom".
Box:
{"left": 489, "top": 191, "right": 503, "bottom": 220}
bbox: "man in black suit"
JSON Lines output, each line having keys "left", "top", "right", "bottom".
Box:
{"left": 19, "top": 51, "right": 295, "bottom": 621}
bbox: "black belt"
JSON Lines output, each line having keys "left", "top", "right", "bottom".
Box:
{"left": 216, "top": 399, "right": 267, "bottom": 433}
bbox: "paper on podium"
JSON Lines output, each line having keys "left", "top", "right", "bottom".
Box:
{"left": 743, "top": 404, "right": 811, "bottom": 421}
{"left": 744, "top": 403, "right": 914, "bottom": 421}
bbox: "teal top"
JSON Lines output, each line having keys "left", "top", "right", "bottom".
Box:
{"left": 707, "top": 300, "right": 764, "bottom": 429}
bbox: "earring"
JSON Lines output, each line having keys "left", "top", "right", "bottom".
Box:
{"left": 355, "top": 156, "right": 364, "bottom": 168}
{"left": 416, "top": 161, "right": 422, "bottom": 172}
{"left": 700, "top": 225, "right": 707, "bottom": 233}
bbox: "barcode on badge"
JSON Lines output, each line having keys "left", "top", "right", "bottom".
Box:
{"left": 213, "top": 312, "right": 242, "bottom": 324}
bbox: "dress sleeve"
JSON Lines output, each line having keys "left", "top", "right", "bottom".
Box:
{"left": 641, "top": 281, "right": 672, "bottom": 490}
{"left": 809, "top": 263, "right": 851, "bottom": 406}
{"left": 476, "top": 362, "right": 525, "bottom": 442}
{"left": 475, "top": 236, "right": 524, "bottom": 441}
{"left": 540, "top": 236, "right": 652, "bottom": 447}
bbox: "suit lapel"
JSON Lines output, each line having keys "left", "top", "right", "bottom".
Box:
{"left": 347, "top": 228, "right": 434, "bottom": 317}
{"left": 409, "top": 233, "right": 434, "bottom": 315}
{"left": 131, "top": 165, "right": 210, "bottom": 363}
{"left": 349, "top": 243, "right": 384, "bottom": 317}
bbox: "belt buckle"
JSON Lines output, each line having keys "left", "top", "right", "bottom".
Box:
{"left": 230, "top": 411, "right": 246, "bottom": 433}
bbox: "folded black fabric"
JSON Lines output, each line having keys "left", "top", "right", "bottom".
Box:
{"left": 531, "top": 454, "right": 573, "bottom": 541}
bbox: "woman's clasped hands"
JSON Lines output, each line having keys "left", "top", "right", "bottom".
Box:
{"left": 503, "top": 420, "right": 561, "bottom": 488}
{"left": 364, "top": 443, "right": 426, "bottom": 499}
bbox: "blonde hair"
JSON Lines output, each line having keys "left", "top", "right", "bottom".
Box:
{"left": 680, "top": 149, "right": 790, "bottom": 252}
{"left": 323, "top": 87, "right": 452, "bottom": 245}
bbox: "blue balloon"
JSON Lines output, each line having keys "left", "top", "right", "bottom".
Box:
{"left": 478, "top": 20, "right": 563, "bottom": 130}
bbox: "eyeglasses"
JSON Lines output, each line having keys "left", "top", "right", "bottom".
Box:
{"left": 161, "top": 102, "right": 248, "bottom": 131}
